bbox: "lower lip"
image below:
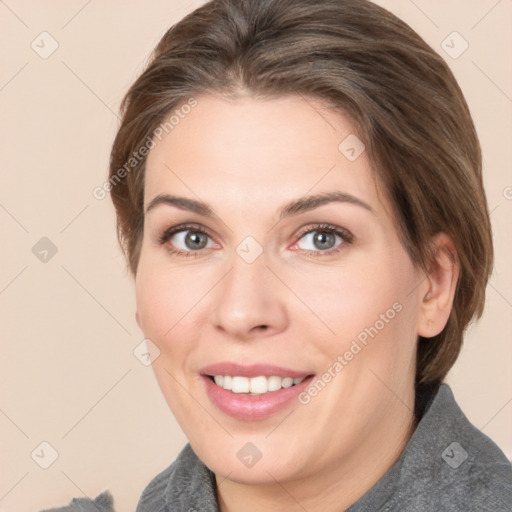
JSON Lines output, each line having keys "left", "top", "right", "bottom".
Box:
{"left": 202, "top": 375, "right": 314, "bottom": 421}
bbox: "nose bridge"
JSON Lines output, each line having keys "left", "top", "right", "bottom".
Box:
{"left": 211, "top": 244, "right": 288, "bottom": 338}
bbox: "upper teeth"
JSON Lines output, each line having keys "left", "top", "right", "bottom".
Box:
{"left": 213, "top": 375, "right": 305, "bottom": 394}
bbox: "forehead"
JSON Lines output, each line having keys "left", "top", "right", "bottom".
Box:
{"left": 144, "top": 94, "right": 381, "bottom": 215}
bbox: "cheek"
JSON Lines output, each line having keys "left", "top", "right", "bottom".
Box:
{"left": 135, "top": 260, "right": 206, "bottom": 419}
{"left": 135, "top": 253, "right": 209, "bottom": 340}
{"left": 289, "top": 253, "right": 415, "bottom": 339}
{"left": 289, "top": 249, "right": 419, "bottom": 364}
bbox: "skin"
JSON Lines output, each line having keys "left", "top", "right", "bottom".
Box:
{"left": 135, "top": 94, "right": 458, "bottom": 511}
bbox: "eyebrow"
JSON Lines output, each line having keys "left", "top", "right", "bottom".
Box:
{"left": 145, "top": 191, "right": 373, "bottom": 219}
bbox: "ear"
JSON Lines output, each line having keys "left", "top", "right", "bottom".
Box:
{"left": 417, "top": 233, "right": 459, "bottom": 338}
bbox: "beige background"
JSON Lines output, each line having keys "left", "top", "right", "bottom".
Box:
{"left": 0, "top": 1, "right": 511, "bottom": 510}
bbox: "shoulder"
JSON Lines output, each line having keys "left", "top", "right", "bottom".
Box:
{"left": 136, "top": 443, "right": 214, "bottom": 512}
{"left": 415, "top": 441, "right": 512, "bottom": 511}
{"left": 393, "top": 384, "right": 512, "bottom": 511}
{"left": 39, "top": 491, "right": 115, "bottom": 512}
{"left": 397, "top": 447, "right": 512, "bottom": 511}
{"left": 135, "top": 448, "right": 185, "bottom": 512}
{"left": 135, "top": 463, "right": 174, "bottom": 512}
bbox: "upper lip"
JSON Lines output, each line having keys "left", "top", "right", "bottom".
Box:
{"left": 200, "top": 362, "right": 313, "bottom": 379}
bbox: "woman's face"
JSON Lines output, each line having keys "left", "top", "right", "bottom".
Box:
{"left": 136, "top": 94, "right": 426, "bottom": 487}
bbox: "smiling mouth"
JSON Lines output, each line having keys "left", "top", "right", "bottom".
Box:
{"left": 207, "top": 374, "right": 312, "bottom": 395}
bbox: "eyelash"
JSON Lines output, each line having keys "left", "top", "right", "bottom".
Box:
{"left": 158, "top": 223, "right": 354, "bottom": 258}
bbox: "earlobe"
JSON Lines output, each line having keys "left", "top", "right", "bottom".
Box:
{"left": 417, "top": 233, "right": 459, "bottom": 338}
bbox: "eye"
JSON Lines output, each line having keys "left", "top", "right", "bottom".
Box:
{"left": 158, "top": 223, "right": 352, "bottom": 258}
{"left": 159, "top": 224, "right": 217, "bottom": 255}
{"left": 172, "top": 230, "right": 212, "bottom": 250}
{"left": 293, "top": 224, "right": 353, "bottom": 255}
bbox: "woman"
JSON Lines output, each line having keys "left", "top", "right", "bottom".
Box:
{"left": 46, "top": 0, "right": 512, "bottom": 510}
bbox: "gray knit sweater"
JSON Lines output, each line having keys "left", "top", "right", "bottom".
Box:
{"left": 42, "top": 384, "right": 512, "bottom": 511}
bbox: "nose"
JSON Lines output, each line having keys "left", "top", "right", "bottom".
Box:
{"left": 210, "top": 251, "right": 289, "bottom": 341}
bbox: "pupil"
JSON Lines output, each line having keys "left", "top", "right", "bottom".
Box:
{"left": 186, "top": 231, "right": 207, "bottom": 250}
{"left": 314, "top": 231, "right": 334, "bottom": 250}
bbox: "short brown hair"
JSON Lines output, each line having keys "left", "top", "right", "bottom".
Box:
{"left": 109, "top": 0, "right": 493, "bottom": 386}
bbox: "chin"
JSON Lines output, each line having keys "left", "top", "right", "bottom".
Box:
{"left": 195, "top": 436, "right": 304, "bottom": 485}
